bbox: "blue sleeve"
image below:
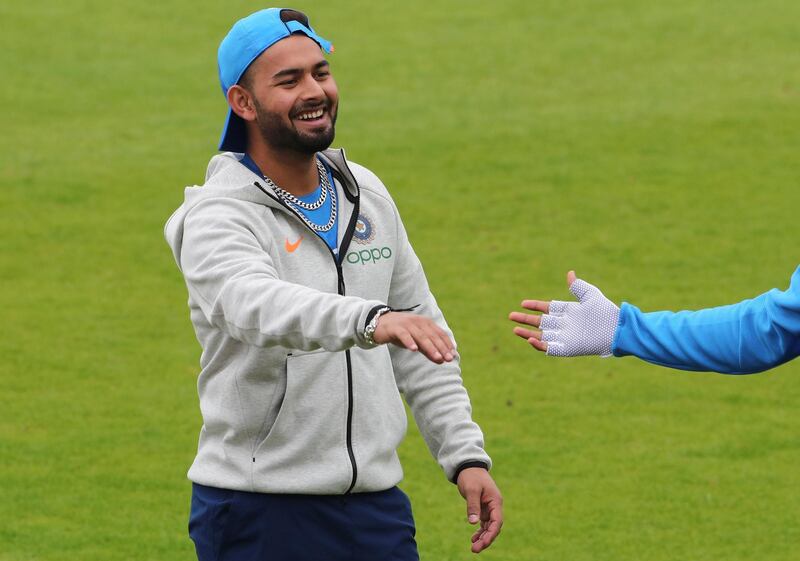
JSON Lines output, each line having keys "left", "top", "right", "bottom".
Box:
{"left": 611, "top": 266, "right": 800, "bottom": 374}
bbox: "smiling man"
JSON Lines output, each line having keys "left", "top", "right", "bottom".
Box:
{"left": 164, "top": 8, "right": 501, "bottom": 561}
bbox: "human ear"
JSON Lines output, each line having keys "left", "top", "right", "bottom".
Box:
{"left": 227, "top": 85, "right": 256, "bottom": 122}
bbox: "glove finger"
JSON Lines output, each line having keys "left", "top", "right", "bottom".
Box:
{"left": 568, "top": 278, "right": 598, "bottom": 302}
{"left": 539, "top": 314, "right": 561, "bottom": 330}
{"left": 548, "top": 301, "right": 568, "bottom": 315}
{"left": 545, "top": 342, "right": 567, "bottom": 357}
{"left": 541, "top": 330, "right": 559, "bottom": 343}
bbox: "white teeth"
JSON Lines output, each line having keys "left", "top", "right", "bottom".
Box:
{"left": 298, "top": 109, "right": 324, "bottom": 120}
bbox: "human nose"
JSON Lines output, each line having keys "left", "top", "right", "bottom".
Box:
{"left": 298, "top": 73, "right": 325, "bottom": 101}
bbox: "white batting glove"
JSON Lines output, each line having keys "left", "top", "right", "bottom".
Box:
{"left": 542, "top": 278, "right": 620, "bottom": 357}
{"left": 510, "top": 273, "right": 622, "bottom": 357}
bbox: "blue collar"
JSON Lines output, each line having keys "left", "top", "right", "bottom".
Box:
{"left": 239, "top": 153, "right": 329, "bottom": 184}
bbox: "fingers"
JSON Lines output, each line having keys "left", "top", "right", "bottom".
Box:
{"left": 520, "top": 299, "right": 550, "bottom": 314}
{"left": 464, "top": 486, "right": 481, "bottom": 527}
{"left": 528, "top": 337, "right": 548, "bottom": 352}
{"left": 471, "top": 493, "right": 503, "bottom": 553}
{"left": 430, "top": 326, "right": 455, "bottom": 361}
{"left": 510, "top": 297, "right": 560, "bottom": 354}
{"left": 457, "top": 469, "right": 503, "bottom": 554}
{"left": 512, "top": 326, "right": 539, "bottom": 340}
{"left": 409, "top": 324, "right": 454, "bottom": 364}
{"left": 471, "top": 517, "right": 502, "bottom": 553}
{"left": 394, "top": 329, "right": 418, "bottom": 353}
{"left": 508, "top": 311, "right": 541, "bottom": 327}
{"left": 376, "top": 313, "right": 455, "bottom": 364}
{"left": 512, "top": 323, "right": 549, "bottom": 352}
{"left": 516, "top": 328, "right": 553, "bottom": 351}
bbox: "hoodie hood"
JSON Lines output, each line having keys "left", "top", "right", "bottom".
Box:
{"left": 164, "top": 148, "right": 358, "bottom": 270}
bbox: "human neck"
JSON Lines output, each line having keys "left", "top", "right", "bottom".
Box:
{"left": 248, "top": 144, "right": 319, "bottom": 197}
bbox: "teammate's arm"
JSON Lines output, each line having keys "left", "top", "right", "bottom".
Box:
{"left": 509, "top": 267, "right": 800, "bottom": 374}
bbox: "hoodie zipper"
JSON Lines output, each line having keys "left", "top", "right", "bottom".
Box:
{"left": 253, "top": 173, "right": 361, "bottom": 494}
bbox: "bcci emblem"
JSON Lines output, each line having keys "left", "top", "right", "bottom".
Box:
{"left": 353, "top": 213, "right": 376, "bottom": 245}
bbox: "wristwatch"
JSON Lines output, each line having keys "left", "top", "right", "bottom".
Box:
{"left": 364, "top": 306, "right": 393, "bottom": 346}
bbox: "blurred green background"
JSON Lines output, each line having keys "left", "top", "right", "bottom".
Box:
{"left": 1, "top": 1, "right": 798, "bottom": 559}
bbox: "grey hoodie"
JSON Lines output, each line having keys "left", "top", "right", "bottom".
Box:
{"left": 164, "top": 149, "right": 491, "bottom": 494}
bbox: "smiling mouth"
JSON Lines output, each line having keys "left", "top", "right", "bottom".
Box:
{"left": 295, "top": 108, "right": 325, "bottom": 121}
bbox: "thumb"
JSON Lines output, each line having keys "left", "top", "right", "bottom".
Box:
{"left": 569, "top": 277, "right": 596, "bottom": 302}
{"left": 566, "top": 270, "right": 577, "bottom": 287}
{"left": 465, "top": 487, "right": 481, "bottom": 524}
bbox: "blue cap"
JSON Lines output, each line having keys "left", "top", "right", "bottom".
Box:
{"left": 217, "top": 8, "right": 333, "bottom": 153}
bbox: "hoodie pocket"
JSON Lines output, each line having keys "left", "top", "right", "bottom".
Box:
{"left": 252, "top": 350, "right": 348, "bottom": 469}
{"left": 250, "top": 371, "right": 288, "bottom": 458}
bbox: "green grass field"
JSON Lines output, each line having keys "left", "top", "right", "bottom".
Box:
{"left": 2, "top": 1, "right": 799, "bottom": 559}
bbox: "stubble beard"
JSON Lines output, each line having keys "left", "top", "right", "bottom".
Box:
{"left": 253, "top": 98, "right": 337, "bottom": 155}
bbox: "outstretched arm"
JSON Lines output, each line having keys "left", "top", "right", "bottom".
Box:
{"left": 509, "top": 267, "right": 800, "bottom": 374}
{"left": 180, "top": 197, "right": 455, "bottom": 363}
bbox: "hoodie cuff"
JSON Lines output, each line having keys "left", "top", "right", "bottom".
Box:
{"left": 450, "top": 461, "right": 490, "bottom": 484}
{"left": 611, "top": 302, "right": 633, "bottom": 357}
{"left": 354, "top": 301, "right": 391, "bottom": 349}
{"left": 364, "top": 304, "right": 391, "bottom": 329}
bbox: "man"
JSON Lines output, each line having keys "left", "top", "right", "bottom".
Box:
{"left": 509, "top": 268, "right": 800, "bottom": 373}
{"left": 164, "top": 8, "right": 502, "bottom": 560}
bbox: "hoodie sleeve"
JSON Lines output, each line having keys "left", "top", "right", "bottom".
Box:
{"left": 612, "top": 266, "right": 800, "bottom": 374}
{"left": 178, "top": 197, "right": 384, "bottom": 351}
{"left": 384, "top": 199, "right": 492, "bottom": 482}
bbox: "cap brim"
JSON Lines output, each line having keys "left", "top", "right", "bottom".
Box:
{"left": 285, "top": 20, "right": 333, "bottom": 54}
{"left": 218, "top": 107, "right": 248, "bottom": 153}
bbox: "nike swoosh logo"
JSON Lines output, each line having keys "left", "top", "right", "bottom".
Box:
{"left": 285, "top": 236, "right": 303, "bottom": 253}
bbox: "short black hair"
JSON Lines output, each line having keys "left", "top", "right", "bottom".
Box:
{"left": 238, "top": 8, "right": 311, "bottom": 91}
{"left": 279, "top": 8, "right": 309, "bottom": 27}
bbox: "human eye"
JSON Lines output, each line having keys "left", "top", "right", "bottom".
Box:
{"left": 314, "top": 63, "right": 331, "bottom": 79}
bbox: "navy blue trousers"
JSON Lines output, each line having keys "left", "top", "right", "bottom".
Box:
{"left": 189, "top": 484, "right": 419, "bottom": 561}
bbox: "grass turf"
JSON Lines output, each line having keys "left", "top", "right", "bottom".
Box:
{"left": 1, "top": 1, "right": 798, "bottom": 559}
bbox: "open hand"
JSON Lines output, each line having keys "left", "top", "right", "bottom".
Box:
{"left": 373, "top": 312, "right": 455, "bottom": 364}
{"left": 509, "top": 271, "right": 620, "bottom": 357}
